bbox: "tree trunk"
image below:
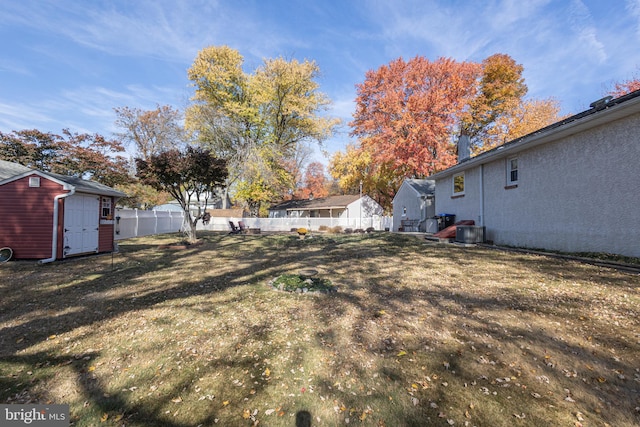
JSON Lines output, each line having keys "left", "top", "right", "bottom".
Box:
{"left": 182, "top": 210, "right": 198, "bottom": 244}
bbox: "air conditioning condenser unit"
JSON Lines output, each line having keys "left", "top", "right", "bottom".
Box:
{"left": 455, "top": 226, "right": 485, "bottom": 244}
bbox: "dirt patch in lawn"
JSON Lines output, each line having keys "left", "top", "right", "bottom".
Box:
{"left": 1, "top": 232, "right": 638, "bottom": 426}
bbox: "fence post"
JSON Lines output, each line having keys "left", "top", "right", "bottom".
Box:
{"left": 134, "top": 209, "right": 139, "bottom": 237}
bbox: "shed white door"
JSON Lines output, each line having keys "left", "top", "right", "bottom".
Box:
{"left": 64, "top": 194, "right": 99, "bottom": 256}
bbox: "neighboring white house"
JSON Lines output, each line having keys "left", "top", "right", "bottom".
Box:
{"left": 428, "top": 90, "right": 640, "bottom": 258}
{"left": 392, "top": 179, "right": 435, "bottom": 232}
{"left": 268, "top": 194, "right": 384, "bottom": 228}
{"left": 154, "top": 190, "right": 231, "bottom": 216}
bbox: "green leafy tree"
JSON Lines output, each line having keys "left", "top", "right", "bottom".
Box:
{"left": 186, "top": 46, "right": 339, "bottom": 215}
{"left": 328, "top": 144, "right": 398, "bottom": 211}
{"left": 136, "top": 147, "right": 227, "bottom": 242}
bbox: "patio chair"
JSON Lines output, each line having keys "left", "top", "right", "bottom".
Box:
{"left": 238, "top": 221, "right": 248, "bottom": 233}
{"left": 228, "top": 221, "right": 242, "bottom": 234}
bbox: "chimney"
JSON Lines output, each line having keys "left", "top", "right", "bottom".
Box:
{"left": 458, "top": 134, "right": 470, "bottom": 163}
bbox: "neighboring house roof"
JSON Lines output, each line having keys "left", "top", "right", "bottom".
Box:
{"left": 0, "top": 159, "right": 126, "bottom": 198}
{"left": 405, "top": 179, "right": 435, "bottom": 196}
{"left": 269, "top": 194, "right": 362, "bottom": 211}
{"left": 429, "top": 89, "right": 640, "bottom": 179}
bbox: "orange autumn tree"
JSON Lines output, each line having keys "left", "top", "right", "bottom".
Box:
{"left": 608, "top": 73, "right": 640, "bottom": 98}
{"left": 295, "top": 161, "right": 329, "bottom": 199}
{"left": 350, "top": 56, "right": 481, "bottom": 180}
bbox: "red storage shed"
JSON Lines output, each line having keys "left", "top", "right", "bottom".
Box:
{"left": 0, "top": 160, "right": 126, "bottom": 262}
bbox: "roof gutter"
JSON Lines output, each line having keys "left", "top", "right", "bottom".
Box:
{"left": 39, "top": 187, "right": 76, "bottom": 264}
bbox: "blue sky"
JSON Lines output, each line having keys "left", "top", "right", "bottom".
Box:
{"left": 1, "top": 0, "right": 639, "bottom": 164}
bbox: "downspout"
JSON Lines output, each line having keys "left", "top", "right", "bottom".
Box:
{"left": 39, "top": 187, "right": 75, "bottom": 264}
{"left": 479, "top": 164, "right": 484, "bottom": 227}
{"left": 417, "top": 196, "right": 428, "bottom": 230}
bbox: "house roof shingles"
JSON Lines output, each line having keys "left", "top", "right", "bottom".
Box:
{"left": 405, "top": 178, "right": 435, "bottom": 195}
{"left": 0, "top": 159, "right": 126, "bottom": 198}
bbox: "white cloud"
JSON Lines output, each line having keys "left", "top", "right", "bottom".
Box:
{"left": 626, "top": 0, "right": 640, "bottom": 39}
{"left": 568, "top": 0, "right": 607, "bottom": 63}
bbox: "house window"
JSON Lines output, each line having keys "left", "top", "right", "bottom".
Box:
{"left": 101, "top": 197, "right": 112, "bottom": 218}
{"left": 453, "top": 172, "right": 465, "bottom": 196}
{"left": 29, "top": 177, "right": 40, "bottom": 187}
{"left": 507, "top": 157, "right": 518, "bottom": 185}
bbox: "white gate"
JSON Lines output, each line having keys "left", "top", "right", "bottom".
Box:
{"left": 64, "top": 194, "right": 99, "bottom": 256}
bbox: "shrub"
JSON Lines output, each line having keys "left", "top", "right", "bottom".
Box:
{"left": 270, "top": 274, "right": 335, "bottom": 293}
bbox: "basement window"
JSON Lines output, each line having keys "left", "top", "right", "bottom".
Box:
{"left": 29, "top": 177, "right": 40, "bottom": 187}
{"left": 452, "top": 172, "right": 465, "bottom": 196}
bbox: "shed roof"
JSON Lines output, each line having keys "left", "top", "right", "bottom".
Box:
{"left": 429, "top": 89, "right": 640, "bottom": 179}
{"left": 0, "top": 159, "right": 31, "bottom": 180}
{"left": 0, "top": 159, "right": 127, "bottom": 198}
{"left": 269, "top": 194, "right": 361, "bottom": 211}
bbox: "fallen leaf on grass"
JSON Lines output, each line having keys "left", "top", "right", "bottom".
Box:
{"left": 171, "top": 397, "right": 182, "bottom": 403}
{"left": 397, "top": 350, "right": 407, "bottom": 357}
{"left": 513, "top": 413, "right": 526, "bottom": 419}
{"left": 222, "top": 401, "right": 230, "bottom": 406}
{"left": 265, "top": 409, "right": 275, "bottom": 415}
{"left": 100, "top": 413, "right": 108, "bottom": 422}
{"left": 242, "top": 409, "right": 251, "bottom": 419}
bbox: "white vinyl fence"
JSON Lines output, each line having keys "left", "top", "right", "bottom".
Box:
{"left": 114, "top": 208, "right": 392, "bottom": 240}
{"left": 199, "top": 215, "right": 392, "bottom": 232}
{"left": 114, "top": 209, "right": 185, "bottom": 240}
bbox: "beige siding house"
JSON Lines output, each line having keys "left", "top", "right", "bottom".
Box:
{"left": 429, "top": 90, "right": 640, "bottom": 258}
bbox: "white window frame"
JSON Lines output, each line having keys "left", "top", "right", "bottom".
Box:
{"left": 506, "top": 157, "right": 518, "bottom": 186}
{"left": 101, "top": 197, "right": 112, "bottom": 218}
{"left": 452, "top": 172, "right": 465, "bottom": 196}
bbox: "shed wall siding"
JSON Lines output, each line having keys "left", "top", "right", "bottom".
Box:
{"left": 99, "top": 224, "right": 115, "bottom": 252}
{"left": 0, "top": 175, "right": 64, "bottom": 259}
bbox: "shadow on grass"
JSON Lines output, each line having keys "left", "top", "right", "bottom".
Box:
{"left": 1, "top": 231, "right": 638, "bottom": 426}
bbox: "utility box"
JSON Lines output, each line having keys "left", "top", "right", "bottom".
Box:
{"left": 455, "top": 226, "right": 485, "bottom": 243}
{"left": 426, "top": 218, "right": 439, "bottom": 233}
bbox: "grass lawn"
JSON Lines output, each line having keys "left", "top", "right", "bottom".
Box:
{"left": 1, "top": 232, "right": 639, "bottom": 426}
